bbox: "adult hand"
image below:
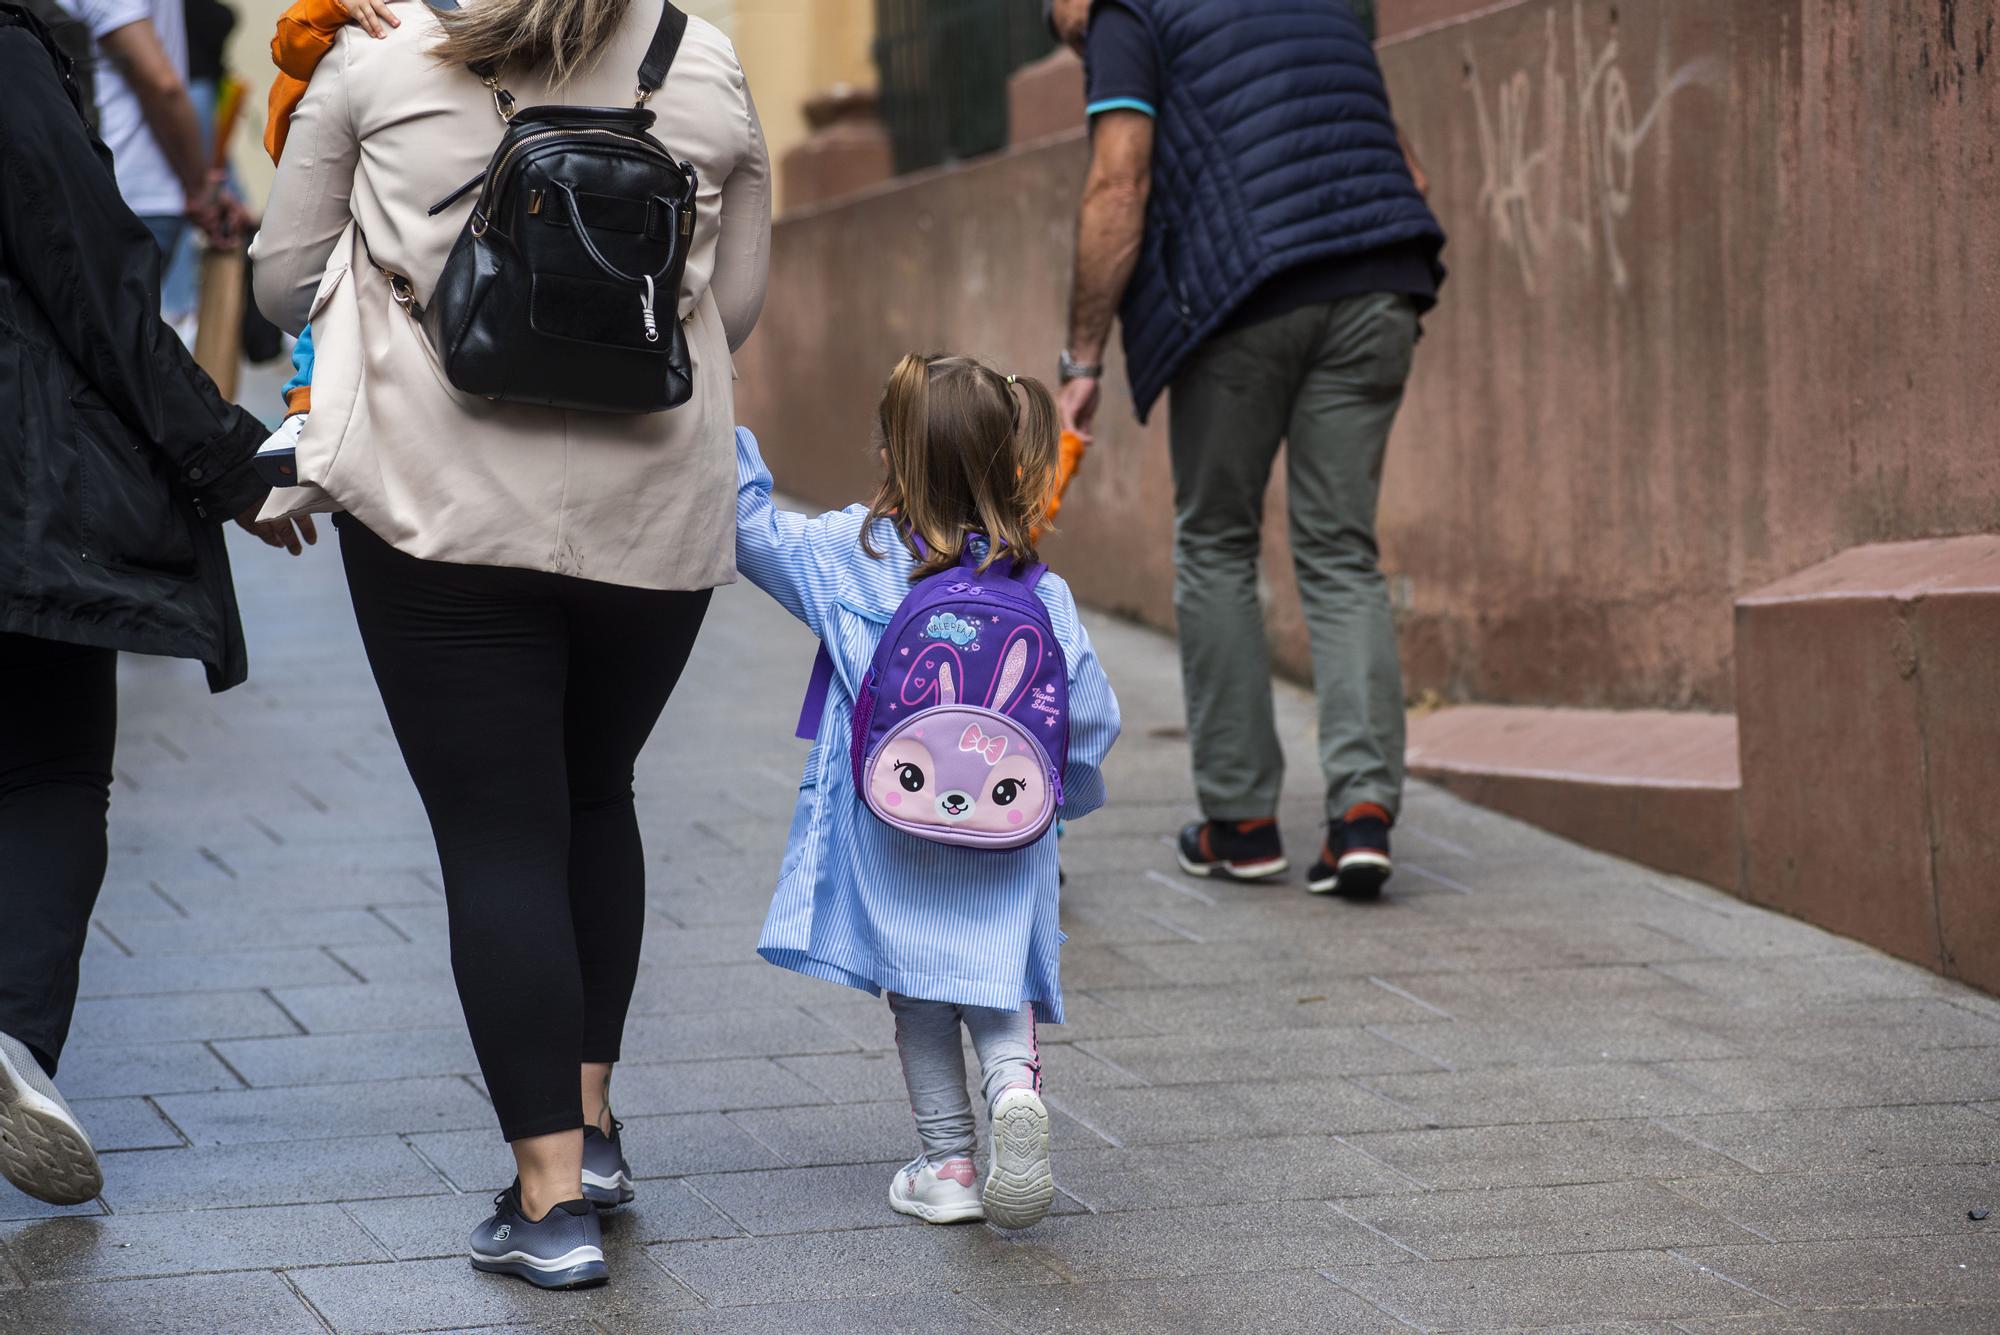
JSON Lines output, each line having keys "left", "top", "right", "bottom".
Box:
{"left": 1057, "top": 375, "right": 1101, "bottom": 444}
{"left": 187, "top": 171, "right": 252, "bottom": 248}
{"left": 339, "top": 0, "right": 400, "bottom": 38}
{"left": 236, "top": 506, "right": 318, "bottom": 556}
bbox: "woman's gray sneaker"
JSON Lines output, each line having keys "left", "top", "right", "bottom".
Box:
{"left": 582, "top": 1121, "right": 635, "bottom": 1208}
{"left": 0, "top": 1031, "right": 102, "bottom": 1206}
{"left": 468, "top": 1183, "right": 607, "bottom": 1289}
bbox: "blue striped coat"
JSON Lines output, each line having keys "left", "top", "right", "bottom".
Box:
{"left": 734, "top": 429, "right": 1121, "bottom": 1022}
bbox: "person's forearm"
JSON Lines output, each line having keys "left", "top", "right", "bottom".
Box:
{"left": 1066, "top": 174, "right": 1147, "bottom": 364}
{"left": 131, "top": 79, "right": 210, "bottom": 199}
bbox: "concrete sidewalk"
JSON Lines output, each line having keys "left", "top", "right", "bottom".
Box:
{"left": 2, "top": 526, "right": 1997, "bottom": 1334}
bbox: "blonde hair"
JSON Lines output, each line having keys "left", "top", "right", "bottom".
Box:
{"left": 862, "top": 354, "right": 1061, "bottom": 581}
{"left": 432, "top": 0, "right": 633, "bottom": 86}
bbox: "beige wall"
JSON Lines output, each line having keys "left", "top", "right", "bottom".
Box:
{"left": 221, "top": 0, "right": 878, "bottom": 213}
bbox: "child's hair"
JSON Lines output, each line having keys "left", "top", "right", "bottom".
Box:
{"left": 862, "top": 353, "right": 1061, "bottom": 581}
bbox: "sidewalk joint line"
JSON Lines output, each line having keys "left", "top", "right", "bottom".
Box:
{"left": 147, "top": 881, "right": 191, "bottom": 918}
{"left": 1365, "top": 977, "right": 1456, "bottom": 1020}
{"left": 1143, "top": 868, "right": 1217, "bottom": 907}
{"left": 1400, "top": 864, "right": 1476, "bottom": 896}
{"left": 1329, "top": 1200, "right": 1434, "bottom": 1260}
{"left": 1042, "top": 1094, "right": 1125, "bottom": 1149}
{"left": 1665, "top": 1246, "right": 1791, "bottom": 1308}
{"left": 1363, "top": 1024, "right": 1455, "bottom": 1072}
{"left": 1134, "top": 909, "right": 1204, "bottom": 944}
{"left": 1332, "top": 1133, "right": 1431, "bottom": 1192}
{"left": 1401, "top": 827, "right": 1475, "bottom": 861}
{"left": 1314, "top": 1268, "right": 1436, "bottom": 1331}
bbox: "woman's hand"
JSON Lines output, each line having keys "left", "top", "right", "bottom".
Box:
{"left": 339, "top": 0, "right": 400, "bottom": 39}
{"left": 236, "top": 506, "right": 319, "bottom": 556}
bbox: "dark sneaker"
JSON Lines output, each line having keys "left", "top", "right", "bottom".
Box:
{"left": 0, "top": 1031, "right": 102, "bottom": 1206}
{"left": 1177, "top": 818, "right": 1287, "bottom": 881}
{"left": 468, "top": 1182, "right": 607, "bottom": 1289}
{"left": 1307, "top": 804, "right": 1393, "bottom": 899}
{"left": 581, "top": 1121, "right": 634, "bottom": 1209}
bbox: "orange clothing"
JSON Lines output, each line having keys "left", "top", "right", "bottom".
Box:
{"left": 264, "top": 0, "right": 350, "bottom": 164}
{"left": 1031, "top": 429, "right": 1088, "bottom": 541}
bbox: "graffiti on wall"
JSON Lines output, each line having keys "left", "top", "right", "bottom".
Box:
{"left": 1466, "top": 2, "right": 1720, "bottom": 294}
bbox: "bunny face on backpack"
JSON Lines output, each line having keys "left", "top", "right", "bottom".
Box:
{"left": 816, "top": 556, "right": 1070, "bottom": 852}
{"left": 867, "top": 640, "right": 1054, "bottom": 843}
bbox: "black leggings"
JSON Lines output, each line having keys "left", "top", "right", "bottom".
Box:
{"left": 0, "top": 634, "right": 117, "bottom": 1077}
{"left": 337, "top": 518, "right": 710, "bottom": 1141}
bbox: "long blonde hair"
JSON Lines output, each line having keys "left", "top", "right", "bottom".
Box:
{"left": 862, "top": 354, "right": 1062, "bottom": 581}
{"left": 432, "top": 0, "right": 633, "bottom": 86}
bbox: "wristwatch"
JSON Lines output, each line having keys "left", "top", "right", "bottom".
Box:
{"left": 1058, "top": 349, "right": 1103, "bottom": 383}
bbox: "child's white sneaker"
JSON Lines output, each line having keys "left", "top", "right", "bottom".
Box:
{"left": 888, "top": 1155, "right": 983, "bottom": 1224}
{"left": 981, "top": 1087, "right": 1054, "bottom": 1230}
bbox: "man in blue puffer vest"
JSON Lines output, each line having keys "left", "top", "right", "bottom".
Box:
{"left": 1048, "top": 0, "right": 1444, "bottom": 900}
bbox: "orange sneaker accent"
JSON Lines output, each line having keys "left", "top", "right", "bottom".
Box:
{"left": 1197, "top": 824, "right": 1215, "bottom": 861}
{"left": 1342, "top": 803, "right": 1392, "bottom": 826}
{"left": 1235, "top": 818, "right": 1277, "bottom": 832}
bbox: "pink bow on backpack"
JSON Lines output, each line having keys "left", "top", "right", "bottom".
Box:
{"left": 959, "top": 723, "right": 1009, "bottom": 765}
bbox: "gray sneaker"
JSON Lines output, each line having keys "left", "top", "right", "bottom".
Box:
{"left": 582, "top": 1121, "right": 634, "bottom": 1208}
{"left": 468, "top": 1183, "right": 607, "bottom": 1289}
{"left": 0, "top": 1031, "right": 102, "bottom": 1206}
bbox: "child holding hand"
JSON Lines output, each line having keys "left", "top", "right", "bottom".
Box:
{"left": 734, "top": 354, "right": 1120, "bottom": 1229}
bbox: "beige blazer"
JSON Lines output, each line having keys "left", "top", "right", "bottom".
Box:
{"left": 249, "top": 0, "right": 770, "bottom": 591}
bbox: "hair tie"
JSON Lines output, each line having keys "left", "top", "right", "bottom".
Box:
{"left": 1006, "top": 374, "right": 1018, "bottom": 385}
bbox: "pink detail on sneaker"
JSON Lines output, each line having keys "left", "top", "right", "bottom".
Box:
{"left": 935, "top": 1158, "right": 976, "bottom": 1187}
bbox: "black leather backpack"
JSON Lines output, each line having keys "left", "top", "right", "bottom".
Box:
{"left": 389, "top": 0, "right": 700, "bottom": 415}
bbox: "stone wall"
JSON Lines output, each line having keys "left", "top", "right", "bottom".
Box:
{"left": 734, "top": 0, "right": 2000, "bottom": 713}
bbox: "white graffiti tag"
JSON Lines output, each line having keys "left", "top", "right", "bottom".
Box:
{"left": 1466, "top": 2, "right": 1720, "bottom": 293}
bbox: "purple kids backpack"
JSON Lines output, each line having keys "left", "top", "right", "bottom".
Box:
{"left": 797, "top": 542, "right": 1069, "bottom": 851}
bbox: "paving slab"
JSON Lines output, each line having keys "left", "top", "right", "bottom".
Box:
{"left": 65, "top": 992, "right": 301, "bottom": 1047}
{"left": 94, "top": 1136, "right": 447, "bottom": 1213}
{"left": 0, "top": 1271, "right": 325, "bottom": 1335}
{"left": 723, "top": 1098, "right": 1110, "bottom": 1167}
{"left": 969, "top": 1269, "right": 1408, "bottom": 1335}
{"left": 1342, "top": 1120, "right": 1752, "bottom": 1191}
{"left": 650, "top": 1225, "right": 1059, "bottom": 1306}
{"left": 1656, "top": 1105, "right": 2000, "bottom": 1173}
{"left": 153, "top": 1076, "right": 496, "bottom": 1144}
{"left": 287, "top": 1254, "right": 702, "bottom": 1332}
{"left": 76, "top": 948, "right": 361, "bottom": 999}
{"left": 410, "top": 1113, "right": 783, "bottom": 1193}
{"left": 68, "top": 1098, "right": 184, "bottom": 1151}
{"left": 1323, "top": 1249, "right": 1778, "bottom": 1327}
{"left": 1682, "top": 1232, "right": 2000, "bottom": 1308}
{"left": 1340, "top": 1180, "right": 1762, "bottom": 1260}
{"left": 1667, "top": 1164, "right": 2000, "bottom": 1243}
{"left": 1, "top": 1204, "right": 388, "bottom": 1282}
{"left": 1051, "top": 1135, "right": 1416, "bottom": 1213}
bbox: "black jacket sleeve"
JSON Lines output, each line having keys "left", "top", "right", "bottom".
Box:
{"left": 0, "top": 25, "right": 269, "bottom": 522}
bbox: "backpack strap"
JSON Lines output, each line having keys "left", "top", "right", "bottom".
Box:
{"left": 795, "top": 644, "right": 835, "bottom": 741}
{"left": 1018, "top": 562, "right": 1048, "bottom": 591}
{"left": 637, "top": 4, "right": 690, "bottom": 102}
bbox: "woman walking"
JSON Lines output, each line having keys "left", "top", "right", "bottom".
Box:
{"left": 250, "top": 0, "right": 770, "bottom": 1287}
{"left": 0, "top": 1, "right": 304, "bottom": 1209}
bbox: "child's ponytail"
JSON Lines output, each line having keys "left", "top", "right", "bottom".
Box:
{"left": 865, "top": 354, "right": 1062, "bottom": 580}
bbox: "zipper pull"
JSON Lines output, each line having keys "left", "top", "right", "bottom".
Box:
{"left": 640, "top": 275, "right": 660, "bottom": 343}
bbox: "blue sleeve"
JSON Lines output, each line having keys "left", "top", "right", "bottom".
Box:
{"left": 733, "top": 427, "right": 860, "bottom": 641}
{"left": 1083, "top": 1, "right": 1159, "bottom": 120}
{"left": 281, "top": 323, "right": 314, "bottom": 407}
{"left": 1054, "top": 605, "right": 1121, "bottom": 822}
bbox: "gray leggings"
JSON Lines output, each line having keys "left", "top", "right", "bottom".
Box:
{"left": 888, "top": 994, "right": 1040, "bottom": 1164}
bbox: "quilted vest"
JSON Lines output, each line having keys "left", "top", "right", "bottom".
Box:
{"left": 1112, "top": 0, "right": 1445, "bottom": 419}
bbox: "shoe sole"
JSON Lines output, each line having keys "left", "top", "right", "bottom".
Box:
{"left": 982, "top": 1091, "right": 1054, "bottom": 1230}
{"left": 582, "top": 1168, "right": 635, "bottom": 1209}
{"left": 1307, "top": 852, "right": 1392, "bottom": 900}
{"left": 887, "top": 1182, "right": 985, "bottom": 1225}
{"left": 1176, "top": 851, "right": 1290, "bottom": 883}
{"left": 0, "top": 1035, "right": 102, "bottom": 1207}
{"left": 470, "top": 1245, "right": 608, "bottom": 1289}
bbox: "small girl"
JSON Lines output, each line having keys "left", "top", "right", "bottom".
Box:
{"left": 734, "top": 354, "right": 1120, "bottom": 1229}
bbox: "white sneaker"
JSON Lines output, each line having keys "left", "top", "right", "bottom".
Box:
{"left": 887, "top": 1155, "right": 984, "bottom": 1224}
{"left": 982, "top": 1087, "right": 1054, "bottom": 1230}
{"left": 0, "top": 1032, "right": 102, "bottom": 1206}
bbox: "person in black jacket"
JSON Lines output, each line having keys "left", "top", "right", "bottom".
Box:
{"left": 0, "top": 1, "right": 308, "bottom": 1208}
